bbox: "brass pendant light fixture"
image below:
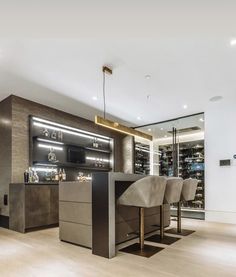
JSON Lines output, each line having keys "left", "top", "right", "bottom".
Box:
{"left": 94, "top": 66, "right": 153, "bottom": 141}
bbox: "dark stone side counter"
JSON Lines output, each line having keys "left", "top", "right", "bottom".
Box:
{"left": 9, "top": 182, "right": 59, "bottom": 233}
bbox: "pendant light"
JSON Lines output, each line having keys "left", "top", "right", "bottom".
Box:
{"left": 95, "top": 66, "right": 153, "bottom": 141}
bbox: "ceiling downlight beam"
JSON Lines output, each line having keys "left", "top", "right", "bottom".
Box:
{"left": 95, "top": 115, "right": 153, "bottom": 141}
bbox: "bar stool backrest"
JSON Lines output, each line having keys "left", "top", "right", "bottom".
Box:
{"left": 164, "top": 177, "right": 183, "bottom": 204}
{"left": 117, "top": 176, "right": 167, "bottom": 208}
{"left": 181, "top": 178, "right": 198, "bottom": 201}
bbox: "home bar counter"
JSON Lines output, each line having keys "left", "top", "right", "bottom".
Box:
{"left": 9, "top": 182, "right": 59, "bottom": 233}
{"left": 59, "top": 172, "right": 171, "bottom": 259}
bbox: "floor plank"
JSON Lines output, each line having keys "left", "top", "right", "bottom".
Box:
{"left": 0, "top": 219, "right": 236, "bottom": 277}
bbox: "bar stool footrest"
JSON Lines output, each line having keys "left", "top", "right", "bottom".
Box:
{"left": 120, "top": 243, "right": 164, "bottom": 258}
{"left": 165, "top": 228, "right": 195, "bottom": 236}
{"left": 146, "top": 234, "right": 181, "bottom": 245}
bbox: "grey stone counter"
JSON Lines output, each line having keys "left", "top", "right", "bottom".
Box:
{"left": 9, "top": 183, "right": 59, "bottom": 233}
{"left": 24, "top": 182, "right": 59, "bottom": 185}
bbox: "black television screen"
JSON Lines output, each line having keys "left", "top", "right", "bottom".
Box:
{"left": 67, "top": 147, "right": 86, "bottom": 164}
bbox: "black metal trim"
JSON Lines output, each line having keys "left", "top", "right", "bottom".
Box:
{"left": 92, "top": 172, "right": 110, "bottom": 258}
{"left": 25, "top": 223, "right": 59, "bottom": 233}
{"left": 133, "top": 112, "right": 204, "bottom": 129}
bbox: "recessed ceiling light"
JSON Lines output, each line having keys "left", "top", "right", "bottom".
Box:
{"left": 92, "top": 96, "right": 98, "bottom": 101}
{"left": 183, "top": 104, "right": 188, "bottom": 109}
{"left": 209, "top": 96, "right": 223, "bottom": 102}
{"left": 160, "top": 127, "right": 164, "bottom": 130}
{"left": 148, "top": 128, "right": 152, "bottom": 132}
{"left": 145, "top": 75, "right": 151, "bottom": 80}
{"left": 164, "top": 135, "right": 168, "bottom": 138}
{"left": 137, "top": 116, "right": 141, "bottom": 120}
{"left": 199, "top": 118, "right": 204, "bottom": 122}
{"left": 230, "top": 39, "right": 236, "bottom": 46}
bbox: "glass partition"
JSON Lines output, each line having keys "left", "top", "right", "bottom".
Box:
{"left": 135, "top": 113, "right": 205, "bottom": 218}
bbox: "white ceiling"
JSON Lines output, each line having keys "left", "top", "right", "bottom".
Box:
{"left": 138, "top": 113, "right": 205, "bottom": 139}
{"left": 0, "top": 1, "right": 236, "bottom": 126}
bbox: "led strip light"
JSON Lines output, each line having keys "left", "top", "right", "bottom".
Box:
{"left": 32, "top": 116, "right": 110, "bottom": 143}
{"left": 38, "top": 143, "right": 63, "bottom": 151}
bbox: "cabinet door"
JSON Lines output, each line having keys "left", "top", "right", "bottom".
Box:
{"left": 25, "top": 185, "right": 58, "bottom": 229}
{"left": 49, "top": 185, "right": 59, "bottom": 224}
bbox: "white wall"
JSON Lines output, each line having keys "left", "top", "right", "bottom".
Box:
{"left": 205, "top": 95, "right": 236, "bottom": 224}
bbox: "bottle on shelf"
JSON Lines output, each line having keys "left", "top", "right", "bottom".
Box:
{"left": 58, "top": 131, "right": 63, "bottom": 141}
{"left": 55, "top": 169, "right": 59, "bottom": 181}
{"left": 59, "top": 168, "right": 63, "bottom": 181}
{"left": 51, "top": 169, "right": 55, "bottom": 181}
{"left": 62, "top": 169, "right": 66, "bottom": 181}
{"left": 43, "top": 128, "right": 50, "bottom": 137}
{"left": 93, "top": 138, "right": 99, "bottom": 148}
{"left": 24, "top": 169, "right": 29, "bottom": 183}
{"left": 51, "top": 130, "right": 57, "bottom": 140}
{"left": 28, "top": 167, "right": 33, "bottom": 183}
{"left": 33, "top": 170, "right": 39, "bottom": 183}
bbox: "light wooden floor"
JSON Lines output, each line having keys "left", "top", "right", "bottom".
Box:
{"left": 1, "top": 219, "right": 236, "bottom": 277}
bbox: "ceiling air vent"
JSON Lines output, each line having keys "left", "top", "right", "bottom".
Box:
{"left": 167, "top": 126, "right": 201, "bottom": 134}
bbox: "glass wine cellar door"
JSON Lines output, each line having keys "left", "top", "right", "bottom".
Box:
{"left": 135, "top": 113, "right": 205, "bottom": 220}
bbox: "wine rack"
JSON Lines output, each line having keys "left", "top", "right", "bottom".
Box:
{"left": 159, "top": 140, "right": 205, "bottom": 211}
{"left": 135, "top": 142, "right": 150, "bottom": 175}
{"left": 179, "top": 140, "right": 205, "bottom": 210}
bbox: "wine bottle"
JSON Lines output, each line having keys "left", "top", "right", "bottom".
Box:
{"left": 59, "top": 169, "right": 63, "bottom": 181}
{"left": 55, "top": 169, "right": 59, "bottom": 181}
{"left": 62, "top": 169, "right": 66, "bottom": 181}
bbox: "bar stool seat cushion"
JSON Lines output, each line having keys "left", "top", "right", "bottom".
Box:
{"left": 164, "top": 177, "right": 183, "bottom": 204}
{"left": 181, "top": 178, "right": 198, "bottom": 201}
{"left": 117, "top": 176, "right": 166, "bottom": 208}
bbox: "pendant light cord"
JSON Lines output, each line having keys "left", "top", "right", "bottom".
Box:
{"left": 103, "top": 70, "right": 106, "bottom": 119}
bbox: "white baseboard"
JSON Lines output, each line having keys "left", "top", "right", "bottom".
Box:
{"left": 205, "top": 210, "right": 236, "bottom": 224}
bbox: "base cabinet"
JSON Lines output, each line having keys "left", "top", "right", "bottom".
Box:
{"left": 9, "top": 183, "right": 59, "bottom": 233}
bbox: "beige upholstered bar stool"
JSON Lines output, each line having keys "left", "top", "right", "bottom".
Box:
{"left": 166, "top": 178, "right": 198, "bottom": 236}
{"left": 117, "top": 176, "right": 167, "bottom": 258}
{"left": 147, "top": 177, "right": 183, "bottom": 245}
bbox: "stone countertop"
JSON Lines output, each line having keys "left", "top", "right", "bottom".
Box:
{"left": 10, "top": 182, "right": 59, "bottom": 186}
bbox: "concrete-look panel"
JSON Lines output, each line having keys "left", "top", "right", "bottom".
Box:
{"left": 0, "top": 97, "right": 12, "bottom": 219}
{"left": 59, "top": 181, "right": 91, "bottom": 203}
{"left": 9, "top": 183, "right": 59, "bottom": 233}
{"left": 59, "top": 202, "right": 92, "bottom": 225}
{"left": 59, "top": 181, "right": 93, "bottom": 248}
{"left": 59, "top": 221, "right": 92, "bottom": 248}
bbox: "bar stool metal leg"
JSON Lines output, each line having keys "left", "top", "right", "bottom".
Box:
{"left": 160, "top": 205, "right": 164, "bottom": 240}
{"left": 177, "top": 201, "right": 182, "bottom": 233}
{"left": 140, "top": 207, "right": 144, "bottom": 250}
{"left": 146, "top": 205, "right": 181, "bottom": 245}
{"left": 120, "top": 207, "right": 164, "bottom": 257}
{"left": 166, "top": 201, "right": 195, "bottom": 236}
{"left": 166, "top": 178, "right": 198, "bottom": 236}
